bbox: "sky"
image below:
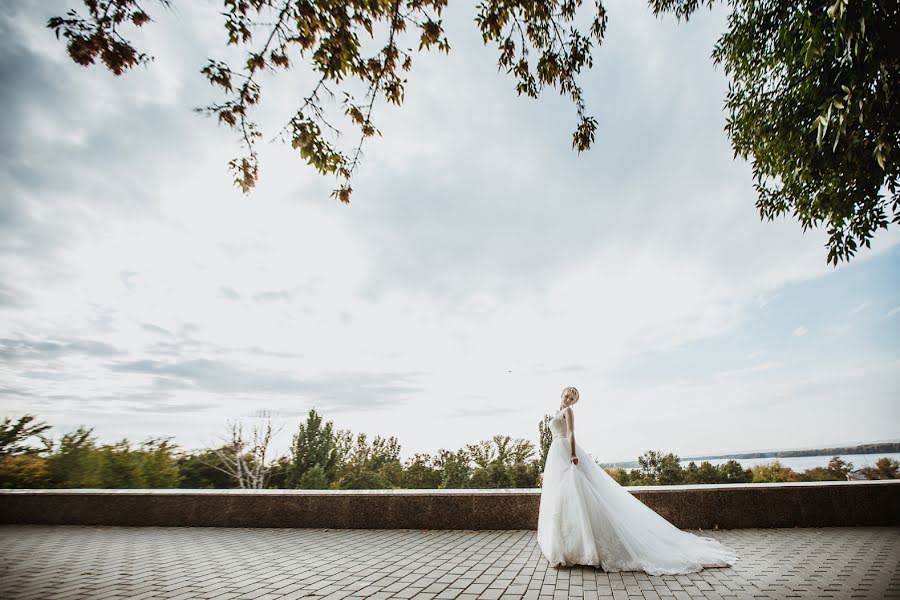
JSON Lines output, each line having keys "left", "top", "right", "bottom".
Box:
{"left": 1, "top": 0, "right": 898, "bottom": 465}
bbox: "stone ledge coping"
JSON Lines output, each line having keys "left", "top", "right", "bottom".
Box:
{"left": 4, "top": 479, "right": 896, "bottom": 495}
{"left": 2, "top": 480, "right": 897, "bottom": 530}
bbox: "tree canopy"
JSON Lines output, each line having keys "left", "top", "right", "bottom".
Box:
{"left": 651, "top": 0, "right": 898, "bottom": 263}
{"left": 47, "top": 0, "right": 607, "bottom": 203}
{"left": 2, "top": 412, "right": 898, "bottom": 489}
{"left": 0, "top": 415, "right": 51, "bottom": 456}
{"left": 47, "top": 0, "right": 898, "bottom": 264}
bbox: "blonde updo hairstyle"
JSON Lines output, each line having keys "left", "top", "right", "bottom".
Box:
{"left": 561, "top": 386, "right": 580, "bottom": 406}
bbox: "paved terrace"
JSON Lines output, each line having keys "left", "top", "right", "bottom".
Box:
{"left": 2, "top": 525, "right": 898, "bottom": 600}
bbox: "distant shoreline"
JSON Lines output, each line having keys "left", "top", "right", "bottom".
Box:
{"left": 601, "top": 441, "right": 900, "bottom": 469}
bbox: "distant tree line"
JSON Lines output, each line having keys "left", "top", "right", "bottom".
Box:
{"left": 605, "top": 450, "right": 900, "bottom": 485}
{"left": 1, "top": 413, "right": 897, "bottom": 489}
{"left": 675, "top": 441, "right": 900, "bottom": 463}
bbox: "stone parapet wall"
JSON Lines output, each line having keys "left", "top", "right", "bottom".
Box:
{"left": 2, "top": 480, "right": 897, "bottom": 530}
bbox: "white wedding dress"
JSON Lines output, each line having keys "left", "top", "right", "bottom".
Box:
{"left": 537, "top": 408, "right": 738, "bottom": 574}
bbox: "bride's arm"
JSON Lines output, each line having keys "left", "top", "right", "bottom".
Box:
{"left": 566, "top": 407, "right": 578, "bottom": 464}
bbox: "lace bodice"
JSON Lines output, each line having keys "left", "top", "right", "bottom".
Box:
{"left": 550, "top": 409, "right": 568, "bottom": 439}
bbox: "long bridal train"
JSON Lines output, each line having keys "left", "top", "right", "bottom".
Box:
{"left": 537, "top": 409, "right": 738, "bottom": 575}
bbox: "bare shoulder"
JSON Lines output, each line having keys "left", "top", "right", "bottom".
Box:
{"left": 564, "top": 406, "right": 575, "bottom": 419}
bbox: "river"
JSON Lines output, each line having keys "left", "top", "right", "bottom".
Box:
{"left": 677, "top": 452, "right": 900, "bottom": 471}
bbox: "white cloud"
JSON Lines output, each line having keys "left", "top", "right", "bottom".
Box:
{"left": 711, "top": 362, "right": 783, "bottom": 379}
{"left": 792, "top": 326, "right": 808, "bottom": 337}
{"left": 851, "top": 302, "right": 870, "bottom": 314}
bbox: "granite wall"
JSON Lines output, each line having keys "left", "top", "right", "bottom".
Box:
{"left": 1, "top": 480, "right": 897, "bottom": 529}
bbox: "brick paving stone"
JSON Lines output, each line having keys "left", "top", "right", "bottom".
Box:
{"left": 0, "top": 526, "right": 897, "bottom": 599}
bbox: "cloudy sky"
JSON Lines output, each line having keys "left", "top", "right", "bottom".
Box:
{"left": 2, "top": 0, "right": 898, "bottom": 464}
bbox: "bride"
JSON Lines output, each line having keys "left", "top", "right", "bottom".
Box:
{"left": 537, "top": 386, "right": 738, "bottom": 574}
